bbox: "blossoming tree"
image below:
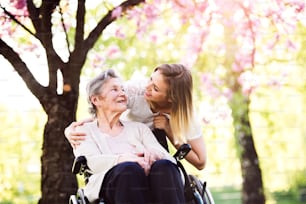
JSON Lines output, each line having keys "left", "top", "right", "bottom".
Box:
{"left": 0, "top": 0, "right": 145, "bottom": 203}
{"left": 1, "top": 0, "right": 305, "bottom": 203}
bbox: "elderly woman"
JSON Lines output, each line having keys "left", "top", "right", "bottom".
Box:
{"left": 74, "top": 69, "right": 184, "bottom": 204}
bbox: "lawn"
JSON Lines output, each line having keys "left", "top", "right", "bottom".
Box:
{"left": 209, "top": 186, "right": 305, "bottom": 204}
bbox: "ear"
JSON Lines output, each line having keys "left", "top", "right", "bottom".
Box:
{"left": 91, "top": 95, "right": 100, "bottom": 106}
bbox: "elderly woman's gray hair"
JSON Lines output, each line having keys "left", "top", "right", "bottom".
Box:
{"left": 86, "top": 69, "right": 118, "bottom": 116}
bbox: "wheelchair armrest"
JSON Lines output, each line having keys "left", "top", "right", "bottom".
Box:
{"left": 72, "top": 156, "right": 88, "bottom": 174}
{"left": 173, "top": 143, "right": 191, "bottom": 161}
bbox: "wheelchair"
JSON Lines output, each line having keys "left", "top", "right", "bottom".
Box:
{"left": 69, "top": 143, "right": 215, "bottom": 204}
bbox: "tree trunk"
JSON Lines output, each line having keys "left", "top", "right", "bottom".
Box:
{"left": 39, "top": 94, "right": 78, "bottom": 204}
{"left": 230, "top": 93, "right": 265, "bottom": 204}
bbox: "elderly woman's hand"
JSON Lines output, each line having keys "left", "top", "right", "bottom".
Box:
{"left": 143, "top": 148, "right": 164, "bottom": 166}
{"left": 118, "top": 153, "right": 151, "bottom": 175}
{"left": 64, "top": 118, "right": 93, "bottom": 148}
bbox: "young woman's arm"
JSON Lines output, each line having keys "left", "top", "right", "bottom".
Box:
{"left": 182, "top": 137, "right": 207, "bottom": 170}
{"left": 64, "top": 119, "right": 93, "bottom": 148}
{"left": 153, "top": 114, "right": 207, "bottom": 170}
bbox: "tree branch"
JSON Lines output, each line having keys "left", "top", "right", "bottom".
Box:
{"left": 59, "top": 2, "right": 71, "bottom": 54}
{"left": 39, "top": 0, "right": 63, "bottom": 92}
{"left": 0, "top": 3, "right": 36, "bottom": 38}
{"left": 26, "top": 0, "right": 41, "bottom": 36}
{"left": 82, "top": 0, "right": 145, "bottom": 55}
{"left": 0, "top": 39, "right": 48, "bottom": 104}
{"left": 239, "top": 3, "right": 256, "bottom": 68}
{"left": 64, "top": 0, "right": 145, "bottom": 87}
{"left": 74, "top": 0, "right": 85, "bottom": 51}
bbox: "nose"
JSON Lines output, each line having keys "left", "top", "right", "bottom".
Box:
{"left": 118, "top": 90, "right": 127, "bottom": 102}
{"left": 119, "top": 89, "right": 126, "bottom": 96}
{"left": 146, "top": 81, "right": 153, "bottom": 90}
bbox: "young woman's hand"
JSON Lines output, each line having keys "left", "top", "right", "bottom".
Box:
{"left": 64, "top": 118, "right": 93, "bottom": 148}
{"left": 153, "top": 114, "right": 171, "bottom": 132}
{"left": 153, "top": 114, "right": 174, "bottom": 142}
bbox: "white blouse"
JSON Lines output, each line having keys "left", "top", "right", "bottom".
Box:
{"left": 121, "top": 79, "right": 202, "bottom": 141}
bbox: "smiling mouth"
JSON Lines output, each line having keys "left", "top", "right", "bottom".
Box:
{"left": 117, "top": 100, "right": 126, "bottom": 103}
{"left": 145, "top": 92, "right": 151, "bottom": 97}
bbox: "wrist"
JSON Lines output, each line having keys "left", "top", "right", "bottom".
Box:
{"left": 174, "top": 142, "right": 182, "bottom": 149}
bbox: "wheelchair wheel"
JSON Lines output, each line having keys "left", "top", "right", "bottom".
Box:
{"left": 188, "top": 175, "right": 215, "bottom": 204}
{"left": 77, "top": 188, "right": 87, "bottom": 204}
{"left": 204, "top": 186, "right": 215, "bottom": 204}
{"left": 69, "top": 195, "right": 78, "bottom": 204}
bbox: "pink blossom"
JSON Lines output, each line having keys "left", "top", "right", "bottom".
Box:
{"left": 92, "top": 55, "right": 105, "bottom": 69}
{"left": 288, "top": 0, "right": 305, "bottom": 12}
{"left": 126, "top": 7, "right": 141, "bottom": 20}
{"left": 150, "top": 34, "right": 158, "bottom": 43}
{"left": 111, "top": 7, "right": 122, "bottom": 19}
{"left": 106, "top": 45, "right": 121, "bottom": 59}
{"left": 266, "top": 35, "right": 279, "bottom": 50}
{"left": 201, "top": 73, "right": 212, "bottom": 84}
{"left": 11, "top": 0, "right": 26, "bottom": 10}
{"left": 202, "top": 117, "right": 210, "bottom": 125}
{"left": 200, "top": 73, "right": 222, "bottom": 98}
{"left": 232, "top": 52, "right": 253, "bottom": 72}
{"left": 115, "top": 28, "right": 125, "bottom": 39}
{"left": 267, "top": 78, "right": 282, "bottom": 89}
{"left": 286, "top": 40, "right": 297, "bottom": 51}
{"left": 180, "top": 54, "right": 197, "bottom": 68}
{"left": 242, "top": 85, "right": 253, "bottom": 96}
{"left": 144, "top": 4, "right": 158, "bottom": 19}
{"left": 238, "top": 71, "right": 258, "bottom": 96}
{"left": 232, "top": 62, "right": 244, "bottom": 73}
{"left": 223, "top": 88, "right": 233, "bottom": 100}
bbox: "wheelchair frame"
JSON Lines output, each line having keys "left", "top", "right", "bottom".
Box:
{"left": 69, "top": 144, "right": 215, "bottom": 204}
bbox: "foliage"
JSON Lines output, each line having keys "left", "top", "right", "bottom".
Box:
{"left": 0, "top": 105, "right": 45, "bottom": 203}
{"left": 1, "top": 0, "right": 146, "bottom": 202}
{"left": 78, "top": 7, "right": 306, "bottom": 201}
{"left": 1, "top": 0, "right": 306, "bottom": 203}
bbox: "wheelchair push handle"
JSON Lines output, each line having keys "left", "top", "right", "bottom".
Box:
{"left": 173, "top": 143, "right": 191, "bottom": 161}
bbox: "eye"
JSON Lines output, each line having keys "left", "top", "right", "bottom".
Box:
{"left": 149, "top": 78, "right": 159, "bottom": 91}
{"left": 111, "top": 87, "right": 118, "bottom": 92}
{"left": 110, "top": 86, "right": 125, "bottom": 93}
{"left": 153, "top": 85, "right": 159, "bottom": 91}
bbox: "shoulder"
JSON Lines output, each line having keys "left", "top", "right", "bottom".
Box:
{"left": 75, "top": 121, "right": 96, "bottom": 132}
{"left": 124, "top": 79, "right": 147, "bottom": 95}
{"left": 186, "top": 114, "right": 203, "bottom": 140}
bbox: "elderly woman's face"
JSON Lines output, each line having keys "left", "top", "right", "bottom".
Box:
{"left": 96, "top": 78, "right": 127, "bottom": 113}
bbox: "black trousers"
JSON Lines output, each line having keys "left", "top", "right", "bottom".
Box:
{"left": 100, "top": 160, "right": 185, "bottom": 204}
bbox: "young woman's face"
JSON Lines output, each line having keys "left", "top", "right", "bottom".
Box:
{"left": 94, "top": 78, "right": 127, "bottom": 113}
{"left": 144, "top": 70, "right": 169, "bottom": 104}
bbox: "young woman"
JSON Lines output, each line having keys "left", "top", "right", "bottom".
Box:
{"left": 66, "top": 64, "right": 207, "bottom": 170}
{"left": 75, "top": 69, "right": 184, "bottom": 203}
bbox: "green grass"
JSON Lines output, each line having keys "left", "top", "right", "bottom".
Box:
{"left": 272, "top": 190, "right": 306, "bottom": 204}
{"left": 209, "top": 186, "right": 305, "bottom": 204}
{"left": 210, "top": 186, "right": 241, "bottom": 204}
{"left": 1, "top": 185, "right": 304, "bottom": 204}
